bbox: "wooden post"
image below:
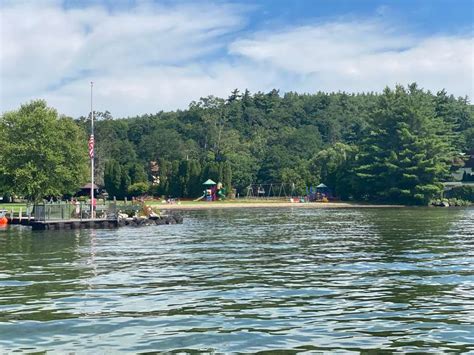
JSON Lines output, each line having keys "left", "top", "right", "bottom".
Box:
{"left": 19, "top": 207, "right": 22, "bottom": 222}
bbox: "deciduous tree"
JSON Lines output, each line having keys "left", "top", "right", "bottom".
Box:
{"left": 0, "top": 100, "right": 88, "bottom": 201}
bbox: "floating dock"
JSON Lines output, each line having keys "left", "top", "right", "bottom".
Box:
{"left": 3, "top": 202, "right": 182, "bottom": 231}
{"left": 8, "top": 217, "right": 118, "bottom": 230}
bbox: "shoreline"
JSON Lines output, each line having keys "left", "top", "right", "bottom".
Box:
{"left": 156, "top": 201, "right": 405, "bottom": 210}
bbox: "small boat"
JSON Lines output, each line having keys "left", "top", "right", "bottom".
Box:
{"left": 0, "top": 210, "right": 8, "bottom": 226}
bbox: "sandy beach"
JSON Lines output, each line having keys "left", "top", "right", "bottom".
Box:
{"left": 156, "top": 201, "right": 403, "bottom": 210}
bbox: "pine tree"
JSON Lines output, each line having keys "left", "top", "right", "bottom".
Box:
{"left": 355, "top": 84, "right": 452, "bottom": 204}
{"left": 188, "top": 160, "right": 202, "bottom": 197}
{"left": 104, "top": 160, "right": 121, "bottom": 199}
{"left": 202, "top": 162, "right": 220, "bottom": 183}
{"left": 222, "top": 162, "right": 232, "bottom": 193}
{"left": 169, "top": 161, "right": 181, "bottom": 197}
{"left": 157, "top": 159, "right": 172, "bottom": 196}
{"left": 129, "top": 163, "right": 147, "bottom": 184}
{"left": 178, "top": 160, "right": 190, "bottom": 197}
{"left": 119, "top": 170, "right": 131, "bottom": 199}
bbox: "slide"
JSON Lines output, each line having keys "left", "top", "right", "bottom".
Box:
{"left": 217, "top": 189, "right": 226, "bottom": 200}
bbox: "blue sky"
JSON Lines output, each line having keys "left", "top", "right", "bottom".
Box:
{"left": 1, "top": 0, "right": 473, "bottom": 117}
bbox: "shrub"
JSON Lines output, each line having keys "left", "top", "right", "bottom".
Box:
{"left": 128, "top": 182, "right": 149, "bottom": 197}
{"left": 446, "top": 185, "right": 474, "bottom": 202}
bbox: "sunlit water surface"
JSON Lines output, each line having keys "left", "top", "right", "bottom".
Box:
{"left": 0, "top": 207, "right": 473, "bottom": 352}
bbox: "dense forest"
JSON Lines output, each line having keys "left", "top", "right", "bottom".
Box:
{"left": 78, "top": 83, "right": 473, "bottom": 205}
{"left": 1, "top": 83, "right": 473, "bottom": 204}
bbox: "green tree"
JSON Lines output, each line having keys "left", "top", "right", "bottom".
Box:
{"left": 128, "top": 163, "right": 148, "bottom": 184}
{"left": 0, "top": 100, "right": 88, "bottom": 201}
{"left": 434, "top": 90, "right": 474, "bottom": 152}
{"left": 356, "top": 84, "right": 452, "bottom": 204}
{"left": 188, "top": 159, "right": 202, "bottom": 197}
{"left": 104, "top": 160, "right": 121, "bottom": 198}
{"left": 166, "top": 160, "right": 181, "bottom": 197}
{"left": 178, "top": 160, "right": 190, "bottom": 197}
{"left": 202, "top": 162, "right": 220, "bottom": 183}
{"left": 309, "top": 143, "right": 357, "bottom": 200}
{"left": 128, "top": 182, "right": 150, "bottom": 197}
{"left": 119, "top": 169, "right": 131, "bottom": 199}
{"left": 155, "top": 159, "right": 173, "bottom": 196}
{"left": 280, "top": 166, "right": 311, "bottom": 196}
{"left": 58, "top": 85, "right": 470, "bottom": 204}
{"left": 222, "top": 161, "right": 232, "bottom": 193}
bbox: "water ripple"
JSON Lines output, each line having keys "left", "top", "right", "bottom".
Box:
{"left": 0, "top": 207, "right": 473, "bottom": 352}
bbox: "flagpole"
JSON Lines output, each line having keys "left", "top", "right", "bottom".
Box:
{"left": 90, "top": 81, "right": 94, "bottom": 218}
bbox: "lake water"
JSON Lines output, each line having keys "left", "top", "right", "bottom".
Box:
{"left": 0, "top": 207, "right": 473, "bottom": 352}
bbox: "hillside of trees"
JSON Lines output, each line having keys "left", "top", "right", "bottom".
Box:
{"left": 1, "top": 84, "right": 473, "bottom": 204}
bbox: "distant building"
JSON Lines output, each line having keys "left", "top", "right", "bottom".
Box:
{"left": 77, "top": 183, "right": 100, "bottom": 197}
{"left": 451, "top": 150, "right": 474, "bottom": 182}
{"left": 444, "top": 150, "right": 474, "bottom": 194}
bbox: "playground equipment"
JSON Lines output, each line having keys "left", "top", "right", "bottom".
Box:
{"left": 216, "top": 182, "right": 227, "bottom": 200}
{"left": 307, "top": 183, "right": 332, "bottom": 202}
{"left": 245, "top": 183, "right": 295, "bottom": 199}
{"left": 194, "top": 179, "right": 228, "bottom": 201}
{"left": 203, "top": 179, "right": 216, "bottom": 201}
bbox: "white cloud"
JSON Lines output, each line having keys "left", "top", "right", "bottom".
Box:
{"left": 230, "top": 21, "right": 474, "bottom": 98}
{"left": 0, "top": 2, "right": 472, "bottom": 118}
{"left": 0, "top": 1, "right": 251, "bottom": 116}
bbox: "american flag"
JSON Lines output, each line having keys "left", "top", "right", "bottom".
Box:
{"left": 88, "top": 135, "right": 94, "bottom": 159}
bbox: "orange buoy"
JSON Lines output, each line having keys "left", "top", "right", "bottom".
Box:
{"left": 0, "top": 216, "right": 8, "bottom": 226}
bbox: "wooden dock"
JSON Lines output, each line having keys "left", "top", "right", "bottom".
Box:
{"left": 31, "top": 218, "right": 118, "bottom": 231}
{"left": 8, "top": 217, "right": 118, "bottom": 230}
{"left": 2, "top": 203, "right": 181, "bottom": 231}
{"left": 3, "top": 203, "right": 119, "bottom": 231}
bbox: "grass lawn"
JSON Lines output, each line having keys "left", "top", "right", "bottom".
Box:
{"left": 145, "top": 198, "right": 291, "bottom": 206}
{"left": 0, "top": 203, "right": 28, "bottom": 213}
{"left": 0, "top": 198, "right": 295, "bottom": 214}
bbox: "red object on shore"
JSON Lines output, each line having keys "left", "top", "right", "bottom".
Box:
{"left": 0, "top": 216, "right": 8, "bottom": 226}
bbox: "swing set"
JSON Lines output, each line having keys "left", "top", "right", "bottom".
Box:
{"left": 245, "top": 183, "right": 296, "bottom": 199}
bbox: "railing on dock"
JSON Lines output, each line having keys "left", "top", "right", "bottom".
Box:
{"left": 2, "top": 206, "right": 34, "bottom": 223}
{"left": 33, "top": 201, "right": 118, "bottom": 222}
{"left": 2, "top": 200, "right": 150, "bottom": 225}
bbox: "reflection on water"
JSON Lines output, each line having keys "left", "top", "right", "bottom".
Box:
{"left": 0, "top": 207, "right": 473, "bottom": 352}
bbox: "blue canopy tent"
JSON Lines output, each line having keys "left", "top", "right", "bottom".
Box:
{"left": 307, "top": 183, "right": 332, "bottom": 201}
{"left": 316, "top": 183, "right": 332, "bottom": 199}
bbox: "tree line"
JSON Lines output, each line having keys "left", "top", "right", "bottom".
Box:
{"left": 1, "top": 83, "right": 473, "bottom": 204}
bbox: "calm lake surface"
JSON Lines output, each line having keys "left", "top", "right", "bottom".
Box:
{"left": 0, "top": 207, "right": 473, "bottom": 353}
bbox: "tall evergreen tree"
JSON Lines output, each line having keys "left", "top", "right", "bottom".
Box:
{"left": 355, "top": 84, "right": 452, "bottom": 204}
{"left": 104, "top": 160, "right": 122, "bottom": 198}
{"left": 119, "top": 170, "right": 131, "bottom": 199}
{"left": 222, "top": 162, "right": 232, "bottom": 193}
{"left": 128, "top": 163, "right": 148, "bottom": 184}
{"left": 178, "top": 160, "right": 190, "bottom": 197}
{"left": 168, "top": 161, "right": 181, "bottom": 197}
{"left": 202, "top": 162, "right": 220, "bottom": 183}
{"left": 188, "top": 160, "right": 202, "bottom": 197}
{"left": 156, "top": 159, "right": 172, "bottom": 196}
